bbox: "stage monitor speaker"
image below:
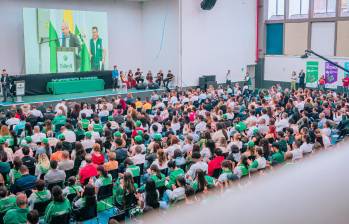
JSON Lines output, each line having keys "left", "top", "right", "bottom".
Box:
{"left": 201, "top": 0, "right": 217, "bottom": 10}
{"left": 148, "top": 83, "right": 159, "bottom": 90}
{"left": 136, "top": 83, "right": 147, "bottom": 90}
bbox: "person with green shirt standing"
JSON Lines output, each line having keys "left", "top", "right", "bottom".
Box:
{"left": 3, "top": 193, "right": 29, "bottom": 224}
{"left": 44, "top": 186, "right": 71, "bottom": 224}
{"left": 0, "top": 186, "right": 16, "bottom": 214}
{"left": 90, "top": 26, "right": 106, "bottom": 71}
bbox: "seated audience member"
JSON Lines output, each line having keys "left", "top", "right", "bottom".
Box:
{"left": 11, "top": 165, "right": 36, "bottom": 194}
{"left": 58, "top": 150, "right": 74, "bottom": 171}
{"left": 0, "top": 186, "right": 17, "bottom": 214}
{"left": 44, "top": 186, "right": 71, "bottom": 224}
{"left": 91, "top": 143, "right": 105, "bottom": 165}
{"left": 3, "top": 193, "right": 29, "bottom": 224}
{"left": 73, "top": 184, "right": 97, "bottom": 209}
{"left": 28, "top": 179, "right": 51, "bottom": 210}
{"left": 186, "top": 152, "right": 208, "bottom": 179}
{"left": 94, "top": 165, "right": 112, "bottom": 194}
{"left": 26, "top": 210, "right": 39, "bottom": 224}
{"left": 44, "top": 160, "right": 66, "bottom": 184}
{"left": 79, "top": 154, "right": 98, "bottom": 185}
{"left": 63, "top": 176, "right": 83, "bottom": 197}
{"left": 104, "top": 152, "right": 118, "bottom": 172}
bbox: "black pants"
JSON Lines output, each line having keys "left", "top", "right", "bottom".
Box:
{"left": 163, "top": 78, "right": 171, "bottom": 90}
{"left": 299, "top": 82, "right": 305, "bottom": 89}
{"left": 156, "top": 79, "right": 162, "bottom": 87}
{"left": 113, "top": 78, "right": 119, "bottom": 89}
{"left": 2, "top": 86, "right": 14, "bottom": 102}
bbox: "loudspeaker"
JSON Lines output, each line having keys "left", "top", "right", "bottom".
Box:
{"left": 148, "top": 83, "right": 159, "bottom": 89}
{"left": 201, "top": 0, "right": 217, "bottom": 10}
{"left": 136, "top": 83, "right": 147, "bottom": 90}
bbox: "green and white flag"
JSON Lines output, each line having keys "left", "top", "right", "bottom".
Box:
{"left": 306, "top": 61, "right": 319, "bottom": 88}
{"left": 48, "top": 21, "right": 60, "bottom": 73}
{"left": 75, "top": 25, "right": 91, "bottom": 72}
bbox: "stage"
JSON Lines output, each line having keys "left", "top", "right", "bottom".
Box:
{"left": 0, "top": 87, "right": 169, "bottom": 108}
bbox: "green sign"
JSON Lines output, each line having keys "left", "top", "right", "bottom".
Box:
{"left": 306, "top": 61, "right": 319, "bottom": 84}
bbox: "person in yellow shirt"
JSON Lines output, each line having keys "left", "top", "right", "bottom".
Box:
{"left": 135, "top": 97, "right": 143, "bottom": 112}
{"left": 142, "top": 98, "right": 152, "bottom": 113}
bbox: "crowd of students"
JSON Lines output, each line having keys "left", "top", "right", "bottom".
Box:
{"left": 0, "top": 83, "right": 348, "bottom": 224}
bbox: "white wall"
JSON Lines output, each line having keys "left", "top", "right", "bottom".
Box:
{"left": 265, "top": 55, "right": 349, "bottom": 86}
{"left": 181, "top": 0, "right": 257, "bottom": 86}
{"left": 141, "top": 0, "right": 179, "bottom": 82}
{"left": 0, "top": 0, "right": 143, "bottom": 75}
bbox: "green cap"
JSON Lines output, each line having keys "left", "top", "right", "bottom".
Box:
{"left": 85, "top": 132, "right": 92, "bottom": 138}
{"left": 42, "top": 138, "right": 49, "bottom": 144}
{"left": 0, "top": 138, "right": 5, "bottom": 144}
{"left": 222, "top": 114, "right": 228, "bottom": 119}
{"left": 248, "top": 141, "right": 255, "bottom": 148}
{"left": 135, "top": 135, "right": 143, "bottom": 143}
{"left": 135, "top": 120, "right": 142, "bottom": 127}
{"left": 235, "top": 122, "right": 247, "bottom": 132}
{"left": 108, "top": 116, "right": 114, "bottom": 121}
{"left": 154, "top": 133, "right": 162, "bottom": 141}
{"left": 25, "top": 136, "right": 32, "bottom": 143}
{"left": 252, "top": 127, "right": 259, "bottom": 135}
{"left": 114, "top": 131, "right": 122, "bottom": 138}
{"left": 58, "top": 134, "right": 65, "bottom": 140}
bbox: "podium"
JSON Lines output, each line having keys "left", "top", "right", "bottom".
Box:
{"left": 15, "top": 80, "right": 25, "bottom": 103}
{"left": 57, "top": 47, "right": 77, "bottom": 73}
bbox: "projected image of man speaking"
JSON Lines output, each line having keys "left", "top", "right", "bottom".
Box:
{"left": 61, "top": 22, "right": 81, "bottom": 71}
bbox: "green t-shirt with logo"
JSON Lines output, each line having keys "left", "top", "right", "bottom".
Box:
{"left": 270, "top": 151, "right": 285, "bottom": 165}
{"left": 53, "top": 115, "right": 67, "bottom": 126}
{"left": 150, "top": 173, "right": 166, "bottom": 188}
{"left": 81, "top": 119, "right": 90, "bottom": 130}
{"left": 3, "top": 208, "right": 29, "bottom": 224}
{"left": 126, "top": 165, "right": 140, "bottom": 177}
{"left": 44, "top": 199, "right": 71, "bottom": 224}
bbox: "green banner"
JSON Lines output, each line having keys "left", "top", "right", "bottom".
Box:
{"left": 306, "top": 61, "right": 319, "bottom": 84}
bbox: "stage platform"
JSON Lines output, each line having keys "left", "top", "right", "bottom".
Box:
{"left": 0, "top": 87, "right": 169, "bottom": 108}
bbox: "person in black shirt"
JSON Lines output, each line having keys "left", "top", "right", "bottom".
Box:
{"left": 1, "top": 69, "right": 14, "bottom": 102}
{"left": 135, "top": 68, "right": 144, "bottom": 84}
{"left": 21, "top": 146, "right": 36, "bottom": 176}
{"left": 298, "top": 69, "right": 305, "bottom": 89}
{"left": 163, "top": 70, "right": 174, "bottom": 91}
{"left": 156, "top": 70, "right": 164, "bottom": 87}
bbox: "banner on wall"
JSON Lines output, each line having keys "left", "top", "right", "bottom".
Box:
{"left": 325, "top": 62, "right": 338, "bottom": 89}
{"left": 306, "top": 61, "right": 319, "bottom": 88}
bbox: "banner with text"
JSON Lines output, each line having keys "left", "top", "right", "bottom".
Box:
{"left": 306, "top": 61, "right": 319, "bottom": 88}
{"left": 325, "top": 62, "right": 338, "bottom": 89}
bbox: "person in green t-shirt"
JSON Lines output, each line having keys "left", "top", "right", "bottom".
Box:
{"left": 44, "top": 186, "right": 71, "bottom": 224}
{"left": 0, "top": 186, "right": 16, "bottom": 214}
{"left": 113, "top": 172, "right": 138, "bottom": 209}
{"left": 166, "top": 160, "right": 184, "bottom": 189}
{"left": 3, "top": 193, "right": 29, "bottom": 224}
{"left": 125, "top": 158, "right": 140, "bottom": 177}
{"left": 236, "top": 155, "right": 249, "bottom": 178}
{"left": 270, "top": 142, "right": 285, "bottom": 166}
{"left": 52, "top": 112, "right": 67, "bottom": 132}
{"left": 94, "top": 165, "right": 112, "bottom": 194}
{"left": 73, "top": 184, "right": 97, "bottom": 209}
{"left": 63, "top": 176, "right": 83, "bottom": 197}
{"left": 190, "top": 169, "right": 214, "bottom": 193}
{"left": 149, "top": 164, "right": 166, "bottom": 188}
{"left": 90, "top": 26, "right": 105, "bottom": 71}
{"left": 80, "top": 113, "right": 90, "bottom": 130}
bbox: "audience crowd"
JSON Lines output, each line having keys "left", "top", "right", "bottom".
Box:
{"left": 0, "top": 83, "right": 348, "bottom": 224}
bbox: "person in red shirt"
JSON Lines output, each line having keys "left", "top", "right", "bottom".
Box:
{"left": 91, "top": 143, "right": 105, "bottom": 165}
{"left": 131, "top": 120, "right": 144, "bottom": 138}
{"left": 318, "top": 75, "right": 326, "bottom": 91}
{"left": 79, "top": 154, "right": 98, "bottom": 185}
{"left": 208, "top": 149, "right": 225, "bottom": 177}
{"left": 342, "top": 75, "right": 349, "bottom": 94}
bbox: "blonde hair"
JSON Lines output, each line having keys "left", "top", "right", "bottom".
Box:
{"left": 38, "top": 154, "right": 50, "bottom": 169}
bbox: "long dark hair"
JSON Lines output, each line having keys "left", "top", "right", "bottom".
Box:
{"left": 150, "top": 164, "right": 162, "bottom": 179}
{"left": 83, "top": 184, "right": 96, "bottom": 207}
{"left": 195, "top": 169, "right": 207, "bottom": 193}
{"left": 145, "top": 179, "right": 160, "bottom": 209}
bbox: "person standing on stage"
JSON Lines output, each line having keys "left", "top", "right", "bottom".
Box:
{"left": 61, "top": 22, "right": 81, "bottom": 71}
{"left": 112, "top": 65, "right": 119, "bottom": 91}
{"left": 298, "top": 69, "right": 305, "bottom": 89}
{"left": 1, "top": 69, "right": 14, "bottom": 102}
{"left": 90, "top": 26, "right": 106, "bottom": 71}
{"left": 163, "top": 70, "right": 174, "bottom": 91}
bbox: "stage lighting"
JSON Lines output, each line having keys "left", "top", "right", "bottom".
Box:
{"left": 201, "top": 0, "right": 217, "bottom": 10}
